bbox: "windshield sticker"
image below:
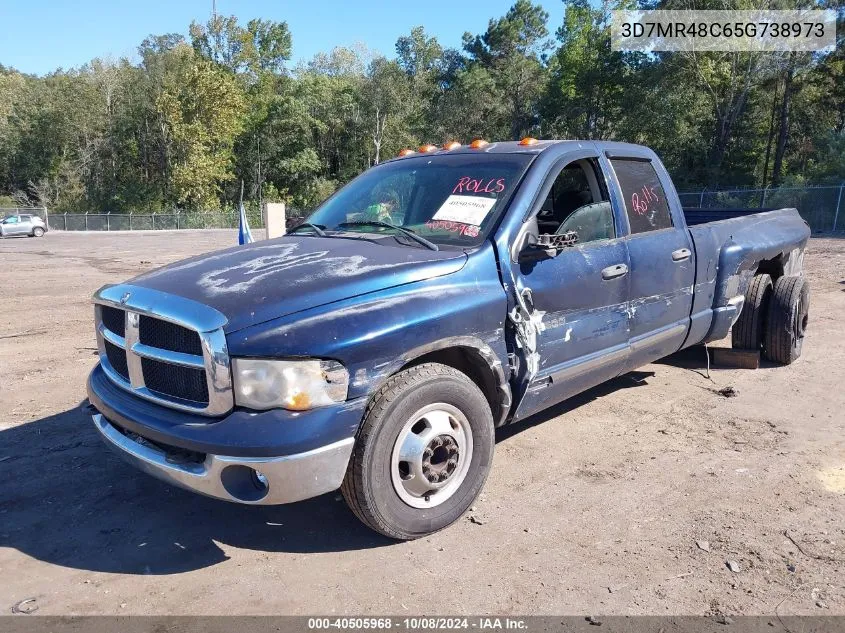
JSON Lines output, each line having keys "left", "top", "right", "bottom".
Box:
{"left": 424, "top": 220, "right": 480, "bottom": 238}
{"left": 452, "top": 177, "right": 506, "bottom": 195}
{"left": 433, "top": 195, "right": 497, "bottom": 226}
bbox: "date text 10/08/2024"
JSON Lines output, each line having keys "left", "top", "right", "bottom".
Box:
{"left": 307, "top": 617, "right": 528, "bottom": 630}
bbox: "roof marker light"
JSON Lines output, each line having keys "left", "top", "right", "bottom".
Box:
{"left": 469, "top": 139, "right": 489, "bottom": 149}
{"left": 519, "top": 137, "right": 539, "bottom": 146}
{"left": 419, "top": 144, "right": 438, "bottom": 153}
{"left": 397, "top": 149, "right": 415, "bottom": 157}
{"left": 442, "top": 141, "right": 461, "bottom": 150}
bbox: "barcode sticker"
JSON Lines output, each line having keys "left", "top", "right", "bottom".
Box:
{"left": 432, "top": 195, "right": 497, "bottom": 226}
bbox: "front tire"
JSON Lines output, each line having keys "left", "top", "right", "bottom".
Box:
{"left": 341, "top": 363, "right": 494, "bottom": 540}
{"left": 764, "top": 275, "right": 809, "bottom": 365}
{"left": 32, "top": 227, "right": 45, "bottom": 237}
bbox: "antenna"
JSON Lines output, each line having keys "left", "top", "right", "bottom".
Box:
{"left": 212, "top": 0, "right": 217, "bottom": 18}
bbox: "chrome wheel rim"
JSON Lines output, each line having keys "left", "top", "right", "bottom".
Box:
{"left": 390, "top": 403, "right": 473, "bottom": 509}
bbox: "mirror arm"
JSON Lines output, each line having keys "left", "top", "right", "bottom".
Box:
{"left": 518, "top": 231, "right": 579, "bottom": 263}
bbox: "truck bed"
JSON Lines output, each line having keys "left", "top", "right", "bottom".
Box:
{"left": 682, "top": 207, "right": 810, "bottom": 347}
{"left": 682, "top": 207, "right": 779, "bottom": 226}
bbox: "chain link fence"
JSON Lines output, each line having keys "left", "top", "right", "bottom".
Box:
{"left": 677, "top": 184, "right": 844, "bottom": 233}
{"left": 49, "top": 210, "right": 270, "bottom": 232}
{"left": 1, "top": 208, "right": 307, "bottom": 232}
{"left": 3, "top": 183, "right": 843, "bottom": 234}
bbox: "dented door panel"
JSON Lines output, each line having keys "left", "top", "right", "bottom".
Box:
{"left": 624, "top": 228, "right": 695, "bottom": 370}
{"left": 508, "top": 238, "right": 631, "bottom": 422}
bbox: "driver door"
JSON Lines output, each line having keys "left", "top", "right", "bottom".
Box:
{"left": 510, "top": 155, "right": 631, "bottom": 422}
{"left": 3, "top": 216, "right": 24, "bottom": 235}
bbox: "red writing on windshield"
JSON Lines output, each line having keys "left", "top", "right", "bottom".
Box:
{"left": 425, "top": 220, "right": 480, "bottom": 238}
{"left": 452, "top": 177, "right": 506, "bottom": 195}
{"left": 631, "top": 185, "right": 659, "bottom": 216}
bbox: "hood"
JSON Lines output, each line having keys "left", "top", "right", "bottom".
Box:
{"left": 130, "top": 235, "right": 467, "bottom": 333}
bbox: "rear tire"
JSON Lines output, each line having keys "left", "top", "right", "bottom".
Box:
{"left": 763, "top": 276, "right": 809, "bottom": 365}
{"left": 732, "top": 273, "right": 773, "bottom": 350}
{"left": 32, "top": 227, "right": 45, "bottom": 237}
{"left": 341, "top": 363, "right": 494, "bottom": 540}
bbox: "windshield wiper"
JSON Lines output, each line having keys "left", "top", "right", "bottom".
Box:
{"left": 289, "top": 222, "right": 327, "bottom": 237}
{"left": 336, "top": 221, "right": 439, "bottom": 251}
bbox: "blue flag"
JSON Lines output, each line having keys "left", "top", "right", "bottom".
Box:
{"left": 238, "top": 200, "right": 254, "bottom": 245}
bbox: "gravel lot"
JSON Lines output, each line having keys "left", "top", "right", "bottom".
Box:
{"left": 0, "top": 230, "right": 843, "bottom": 616}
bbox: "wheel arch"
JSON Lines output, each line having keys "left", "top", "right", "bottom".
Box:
{"left": 374, "top": 337, "right": 512, "bottom": 427}
{"left": 754, "top": 256, "right": 786, "bottom": 282}
{"left": 751, "top": 246, "right": 805, "bottom": 285}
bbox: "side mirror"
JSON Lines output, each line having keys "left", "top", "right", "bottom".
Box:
{"left": 518, "top": 231, "right": 578, "bottom": 263}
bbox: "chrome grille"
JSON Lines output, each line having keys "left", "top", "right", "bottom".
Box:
{"left": 93, "top": 284, "right": 233, "bottom": 416}
{"left": 101, "top": 306, "right": 125, "bottom": 337}
{"left": 139, "top": 316, "right": 203, "bottom": 355}
{"left": 141, "top": 357, "right": 209, "bottom": 403}
{"left": 103, "top": 339, "right": 129, "bottom": 380}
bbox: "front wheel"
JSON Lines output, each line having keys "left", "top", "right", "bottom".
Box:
{"left": 32, "top": 227, "right": 45, "bottom": 237}
{"left": 341, "top": 363, "right": 494, "bottom": 540}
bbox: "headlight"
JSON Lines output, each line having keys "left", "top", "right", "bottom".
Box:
{"left": 231, "top": 358, "right": 349, "bottom": 411}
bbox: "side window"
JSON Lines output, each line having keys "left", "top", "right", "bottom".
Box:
{"left": 610, "top": 159, "right": 672, "bottom": 234}
{"left": 536, "top": 159, "right": 614, "bottom": 244}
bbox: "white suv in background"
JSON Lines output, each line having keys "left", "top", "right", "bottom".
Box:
{"left": 0, "top": 214, "right": 48, "bottom": 238}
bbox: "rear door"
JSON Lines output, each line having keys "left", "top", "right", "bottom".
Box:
{"left": 18, "top": 215, "right": 34, "bottom": 235}
{"left": 508, "top": 151, "right": 631, "bottom": 421}
{"left": 603, "top": 151, "right": 695, "bottom": 369}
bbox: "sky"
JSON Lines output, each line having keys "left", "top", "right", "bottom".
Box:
{"left": 0, "top": 0, "right": 565, "bottom": 76}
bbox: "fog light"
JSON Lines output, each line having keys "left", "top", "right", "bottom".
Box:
{"left": 220, "top": 465, "right": 270, "bottom": 502}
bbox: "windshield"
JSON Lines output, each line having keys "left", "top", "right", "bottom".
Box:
{"left": 306, "top": 153, "right": 534, "bottom": 247}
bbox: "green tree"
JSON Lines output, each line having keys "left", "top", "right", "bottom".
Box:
{"left": 543, "top": 0, "right": 631, "bottom": 140}
{"left": 1, "top": 5, "right": 843, "bottom": 213}
{"left": 189, "top": 14, "right": 291, "bottom": 77}
{"left": 156, "top": 46, "right": 245, "bottom": 207}
{"left": 462, "top": 0, "right": 551, "bottom": 139}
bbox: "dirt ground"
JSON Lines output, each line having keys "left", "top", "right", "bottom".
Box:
{"left": 0, "top": 230, "right": 843, "bottom": 617}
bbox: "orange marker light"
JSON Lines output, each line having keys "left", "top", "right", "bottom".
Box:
{"left": 519, "top": 137, "right": 538, "bottom": 146}
{"left": 419, "top": 144, "right": 438, "bottom": 153}
{"left": 397, "top": 148, "right": 415, "bottom": 157}
{"left": 442, "top": 141, "right": 461, "bottom": 150}
{"left": 469, "top": 139, "right": 489, "bottom": 149}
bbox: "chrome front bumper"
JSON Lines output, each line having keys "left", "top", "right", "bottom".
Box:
{"left": 92, "top": 414, "right": 354, "bottom": 505}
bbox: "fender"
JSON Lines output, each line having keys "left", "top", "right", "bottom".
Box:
{"left": 374, "top": 335, "right": 513, "bottom": 427}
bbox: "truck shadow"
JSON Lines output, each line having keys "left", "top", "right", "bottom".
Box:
{"left": 655, "top": 344, "right": 783, "bottom": 371}
{"left": 0, "top": 367, "right": 667, "bottom": 576}
{"left": 495, "top": 370, "right": 656, "bottom": 442}
{"left": 0, "top": 404, "right": 391, "bottom": 575}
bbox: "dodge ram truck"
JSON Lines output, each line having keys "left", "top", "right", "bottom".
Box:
{"left": 87, "top": 139, "right": 811, "bottom": 539}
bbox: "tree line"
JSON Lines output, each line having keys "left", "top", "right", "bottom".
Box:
{"left": 0, "top": 0, "right": 842, "bottom": 214}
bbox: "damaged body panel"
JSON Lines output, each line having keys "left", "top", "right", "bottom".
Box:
{"left": 85, "top": 139, "right": 811, "bottom": 515}
{"left": 226, "top": 241, "right": 512, "bottom": 423}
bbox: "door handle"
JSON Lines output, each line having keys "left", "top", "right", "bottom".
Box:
{"left": 601, "top": 263, "right": 628, "bottom": 280}
{"left": 672, "top": 248, "right": 691, "bottom": 262}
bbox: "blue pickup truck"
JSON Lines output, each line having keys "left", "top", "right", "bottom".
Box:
{"left": 87, "top": 139, "right": 811, "bottom": 539}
